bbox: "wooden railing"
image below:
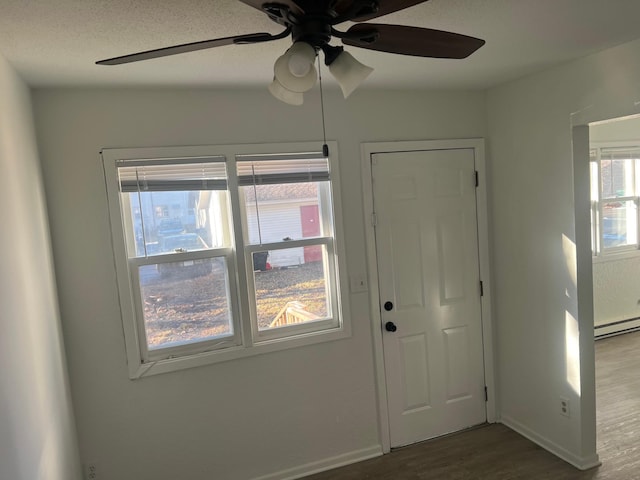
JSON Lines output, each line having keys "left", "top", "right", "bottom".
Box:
{"left": 269, "top": 301, "right": 320, "bottom": 328}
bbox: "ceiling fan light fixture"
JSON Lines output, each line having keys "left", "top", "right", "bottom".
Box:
{"left": 273, "top": 42, "right": 318, "bottom": 93}
{"left": 268, "top": 76, "right": 304, "bottom": 105}
{"left": 328, "top": 50, "right": 373, "bottom": 98}
{"left": 288, "top": 44, "right": 314, "bottom": 77}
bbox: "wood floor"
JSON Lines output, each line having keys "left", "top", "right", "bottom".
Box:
{"left": 306, "top": 331, "right": 640, "bottom": 479}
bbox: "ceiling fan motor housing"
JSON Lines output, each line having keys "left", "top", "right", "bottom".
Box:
{"left": 291, "top": 18, "right": 332, "bottom": 50}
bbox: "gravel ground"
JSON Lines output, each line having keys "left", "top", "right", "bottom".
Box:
{"left": 139, "top": 260, "right": 326, "bottom": 348}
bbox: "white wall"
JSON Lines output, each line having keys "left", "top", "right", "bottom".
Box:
{"left": 593, "top": 256, "right": 640, "bottom": 326}
{"left": 590, "top": 116, "right": 640, "bottom": 143}
{"left": 487, "top": 37, "right": 640, "bottom": 467}
{"left": 0, "top": 56, "right": 81, "bottom": 480}
{"left": 591, "top": 117, "right": 640, "bottom": 328}
{"left": 32, "top": 87, "right": 486, "bottom": 480}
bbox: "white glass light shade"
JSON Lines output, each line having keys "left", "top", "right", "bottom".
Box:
{"left": 328, "top": 51, "right": 373, "bottom": 98}
{"left": 268, "top": 77, "right": 304, "bottom": 105}
{"left": 273, "top": 42, "right": 317, "bottom": 93}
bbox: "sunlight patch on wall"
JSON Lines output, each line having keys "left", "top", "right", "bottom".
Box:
{"left": 562, "top": 234, "right": 578, "bottom": 292}
{"left": 565, "top": 310, "right": 581, "bottom": 396}
{"left": 562, "top": 234, "right": 581, "bottom": 395}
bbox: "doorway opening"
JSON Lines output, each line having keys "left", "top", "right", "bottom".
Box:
{"left": 589, "top": 116, "right": 640, "bottom": 337}
{"left": 573, "top": 113, "right": 640, "bottom": 474}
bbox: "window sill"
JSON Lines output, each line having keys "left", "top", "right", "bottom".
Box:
{"left": 127, "top": 324, "right": 351, "bottom": 379}
{"left": 593, "top": 249, "right": 640, "bottom": 264}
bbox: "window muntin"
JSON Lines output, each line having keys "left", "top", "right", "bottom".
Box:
{"left": 103, "top": 143, "right": 346, "bottom": 377}
{"left": 591, "top": 145, "right": 640, "bottom": 255}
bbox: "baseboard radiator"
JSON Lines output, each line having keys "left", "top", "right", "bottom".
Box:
{"left": 595, "top": 316, "right": 640, "bottom": 339}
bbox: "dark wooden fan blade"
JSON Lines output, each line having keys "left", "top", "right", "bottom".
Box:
{"left": 333, "top": 0, "right": 429, "bottom": 22}
{"left": 343, "top": 23, "right": 485, "bottom": 59}
{"left": 96, "top": 32, "right": 274, "bottom": 65}
{"left": 238, "top": 0, "right": 305, "bottom": 16}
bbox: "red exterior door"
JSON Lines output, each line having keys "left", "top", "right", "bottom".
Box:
{"left": 301, "top": 205, "right": 322, "bottom": 263}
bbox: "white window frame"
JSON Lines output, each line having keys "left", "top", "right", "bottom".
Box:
{"left": 102, "top": 142, "right": 350, "bottom": 378}
{"left": 591, "top": 141, "right": 640, "bottom": 260}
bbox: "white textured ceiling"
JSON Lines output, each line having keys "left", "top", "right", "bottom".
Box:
{"left": 1, "top": 0, "right": 640, "bottom": 90}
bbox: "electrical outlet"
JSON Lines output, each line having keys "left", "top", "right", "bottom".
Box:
{"left": 85, "top": 464, "right": 97, "bottom": 480}
{"left": 560, "top": 397, "right": 570, "bottom": 418}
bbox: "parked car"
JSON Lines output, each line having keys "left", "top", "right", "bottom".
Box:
{"left": 157, "top": 218, "right": 184, "bottom": 236}
{"left": 157, "top": 233, "right": 212, "bottom": 277}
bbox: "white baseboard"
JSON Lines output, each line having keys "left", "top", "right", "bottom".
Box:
{"left": 252, "top": 445, "right": 383, "bottom": 480}
{"left": 500, "top": 415, "right": 600, "bottom": 471}
{"left": 595, "top": 317, "right": 640, "bottom": 338}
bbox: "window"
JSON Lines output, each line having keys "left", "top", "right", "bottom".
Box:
{"left": 237, "top": 154, "right": 340, "bottom": 342}
{"left": 590, "top": 144, "right": 640, "bottom": 256}
{"left": 102, "top": 143, "right": 348, "bottom": 378}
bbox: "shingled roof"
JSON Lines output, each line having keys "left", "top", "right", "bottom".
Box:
{"left": 243, "top": 182, "right": 318, "bottom": 202}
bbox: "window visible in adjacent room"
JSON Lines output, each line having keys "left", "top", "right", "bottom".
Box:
{"left": 102, "top": 143, "right": 348, "bottom": 378}
{"left": 590, "top": 144, "right": 640, "bottom": 256}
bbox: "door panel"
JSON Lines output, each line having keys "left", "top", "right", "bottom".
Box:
{"left": 391, "top": 222, "right": 425, "bottom": 309}
{"left": 437, "top": 211, "right": 468, "bottom": 303}
{"left": 443, "top": 326, "right": 471, "bottom": 401}
{"left": 399, "top": 334, "right": 431, "bottom": 411}
{"left": 373, "top": 148, "right": 486, "bottom": 448}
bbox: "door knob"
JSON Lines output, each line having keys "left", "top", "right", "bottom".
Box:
{"left": 384, "top": 301, "right": 394, "bottom": 311}
{"left": 385, "top": 321, "right": 397, "bottom": 332}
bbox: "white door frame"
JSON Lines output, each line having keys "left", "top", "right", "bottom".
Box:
{"left": 361, "top": 139, "right": 497, "bottom": 453}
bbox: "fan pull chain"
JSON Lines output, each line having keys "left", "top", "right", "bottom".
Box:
{"left": 134, "top": 168, "right": 149, "bottom": 257}
{"left": 317, "top": 57, "right": 329, "bottom": 157}
{"left": 251, "top": 164, "right": 263, "bottom": 246}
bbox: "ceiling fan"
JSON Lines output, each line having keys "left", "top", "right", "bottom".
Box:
{"left": 97, "top": 0, "right": 485, "bottom": 104}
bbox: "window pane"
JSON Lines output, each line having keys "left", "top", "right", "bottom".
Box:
{"left": 241, "top": 182, "right": 328, "bottom": 245}
{"left": 589, "top": 159, "right": 598, "bottom": 202}
{"left": 137, "top": 258, "right": 233, "bottom": 350}
{"left": 601, "top": 158, "right": 634, "bottom": 197}
{"left": 124, "top": 190, "right": 231, "bottom": 257}
{"left": 602, "top": 200, "right": 637, "bottom": 248}
{"left": 591, "top": 204, "right": 598, "bottom": 255}
{"left": 253, "top": 247, "right": 330, "bottom": 330}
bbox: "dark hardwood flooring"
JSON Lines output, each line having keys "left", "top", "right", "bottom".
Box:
{"left": 306, "top": 331, "right": 640, "bottom": 479}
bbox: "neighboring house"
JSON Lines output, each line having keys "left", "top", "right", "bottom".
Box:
{"left": 243, "top": 182, "right": 322, "bottom": 267}
{"left": 194, "top": 182, "right": 323, "bottom": 267}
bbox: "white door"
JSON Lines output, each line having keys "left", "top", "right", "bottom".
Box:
{"left": 372, "top": 148, "right": 486, "bottom": 448}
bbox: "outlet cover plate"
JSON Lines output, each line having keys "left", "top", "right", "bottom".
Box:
{"left": 350, "top": 274, "right": 368, "bottom": 293}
